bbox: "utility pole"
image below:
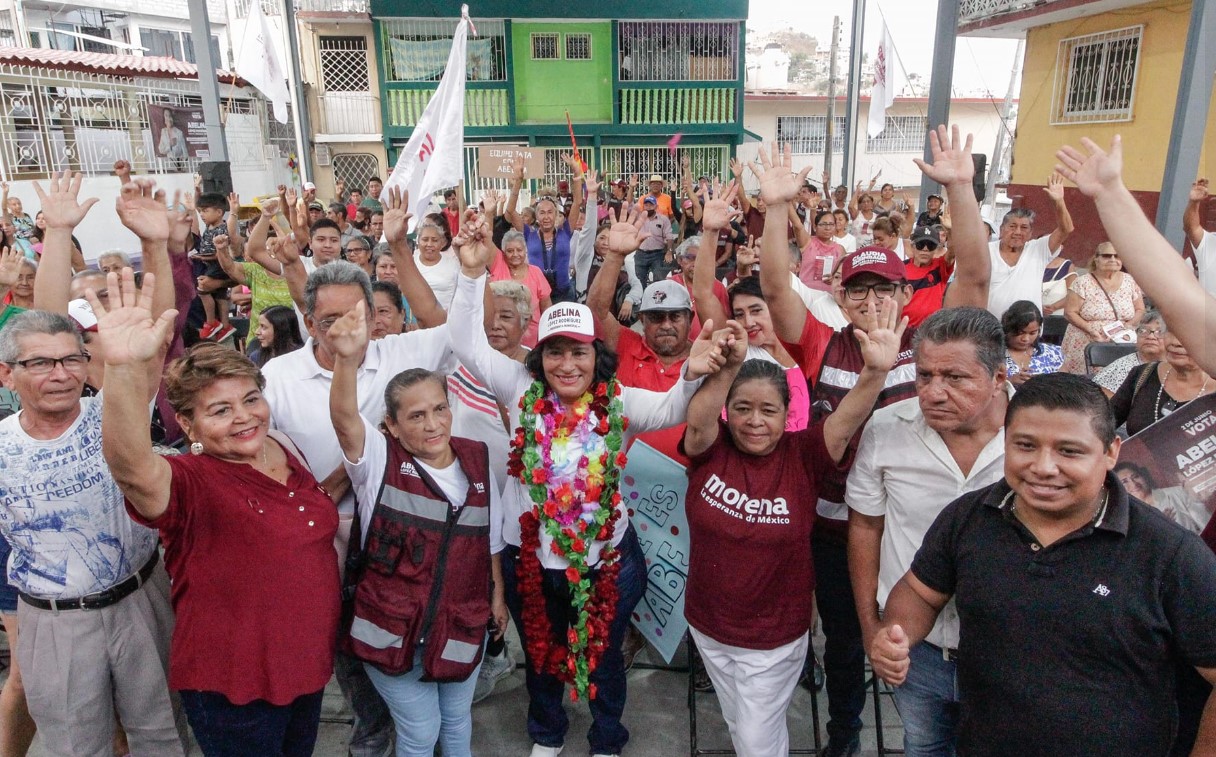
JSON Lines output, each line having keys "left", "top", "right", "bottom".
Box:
{"left": 841, "top": 0, "right": 865, "bottom": 193}
{"left": 920, "top": 0, "right": 959, "bottom": 207}
{"left": 282, "top": 0, "right": 314, "bottom": 183}
{"left": 824, "top": 15, "right": 841, "bottom": 185}
{"left": 186, "top": 0, "right": 229, "bottom": 161}
{"left": 984, "top": 38, "right": 1023, "bottom": 209}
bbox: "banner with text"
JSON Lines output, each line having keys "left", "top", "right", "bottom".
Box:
{"left": 477, "top": 144, "right": 546, "bottom": 180}
{"left": 1116, "top": 393, "right": 1216, "bottom": 541}
{"left": 148, "top": 104, "right": 208, "bottom": 163}
{"left": 621, "top": 441, "right": 690, "bottom": 664}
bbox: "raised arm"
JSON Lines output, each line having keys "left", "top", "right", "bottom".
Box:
{"left": 504, "top": 157, "right": 526, "bottom": 232}
{"left": 384, "top": 187, "right": 445, "bottom": 328}
{"left": 242, "top": 202, "right": 279, "bottom": 271}
{"left": 753, "top": 142, "right": 813, "bottom": 343}
{"left": 562, "top": 154, "right": 585, "bottom": 230}
{"left": 588, "top": 206, "right": 646, "bottom": 350}
{"left": 1, "top": 182, "right": 12, "bottom": 226}
{"left": 822, "top": 297, "right": 906, "bottom": 462}
{"left": 225, "top": 192, "right": 245, "bottom": 258}
{"left": 327, "top": 299, "right": 371, "bottom": 463}
{"left": 682, "top": 320, "right": 747, "bottom": 457}
{"left": 213, "top": 234, "right": 248, "bottom": 287}
{"left": 694, "top": 180, "right": 740, "bottom": 329}
{"left": 787, "top": 203, "right": 811, "bottom": 249}
{"left": 32, "top": 171, "right": 98, "bottom": 313}
{"left": 915, "top": 125, "right": 990, "bottom": 310}
{"left": 1044, "top": 172, "right": 1074, "bottom": 252}
{"left": 118, "top": 180, "right": 176, "bottom": 328}
{"left": 572, "top": 174, "right": 600, "bottom": 296}
{"left": 1184, "top": 179, "right": 1209, "bottom": 248}
{"left": 1056, "top": 135, "right": 1216, "bottom": 375}
{"left": 94, "top": 269, "right": 177, "bottom": 520}
{"left": 732, "top": 159, "right": 752, "bottom": 215}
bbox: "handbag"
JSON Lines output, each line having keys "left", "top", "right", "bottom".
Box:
{"left": 1042, "top": 263, "right": 1071, "bottom": 307}
{"left": 1094, "top": 276, "right": 1137, "bottom": 344}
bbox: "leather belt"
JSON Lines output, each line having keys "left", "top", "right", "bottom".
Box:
{"left": 19, "top": 551, "right": 159, "bottom": 612}
{"left": 924, "top": 640, "right": 958, "bottom": 663}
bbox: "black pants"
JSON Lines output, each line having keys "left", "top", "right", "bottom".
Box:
{"left": 813, "top": 530, "right": 866, "bottom": 743}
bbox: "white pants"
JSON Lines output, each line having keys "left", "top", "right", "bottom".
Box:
{"left": 690, "top": 625, "right": 808, "bottom": 757}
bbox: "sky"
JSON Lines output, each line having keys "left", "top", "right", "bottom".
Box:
{"left": 747, "top": 0, "right": 1024, "bottom": 98}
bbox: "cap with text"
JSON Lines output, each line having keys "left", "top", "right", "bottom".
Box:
{"left": 839, "top": 246, "right": 906, "bottom": 285}
{"left": 537, "top": 303, "right": 597, "bottom": 345}
{"left": 67, "top": 298, "right": 98, "bottom": 332}
{"left": 639, "top": 280, "right": 692, "bottom": 313}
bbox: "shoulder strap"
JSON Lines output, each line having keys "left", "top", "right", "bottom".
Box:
{"left": 1094, "top": 276, "right": 1123, "bottom": 321}
{"left": 1130, "top": 361, "right": 1158, "bottom": 405}
{"left": 267, "top": 429, "right": 309, "bottom": 468}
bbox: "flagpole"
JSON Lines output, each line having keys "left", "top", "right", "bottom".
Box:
{"left": 281, "top": 0, "right": 314, "bottom": 183}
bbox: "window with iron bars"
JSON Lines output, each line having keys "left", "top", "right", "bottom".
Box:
{"left": 866, "top": 115, "right": 926, "bottom": 153}
{"left": 380, "top": 18, "right": 506, "bottom": 82}
{"left": 777, "top": 116, "right": 846, "bottom": 155}
{"left": 565, "top": 33, "right": 591, "bottom": 61}
{"left": 320, "top": 36, "right": 370, "bottom": 92}
{"left": 617, "top": 21, "right": 738, "bottom": 82}
{"left": 531, "top": 33, "right": 558, "bottom": 60}
{"left": 332, "top": 154, "right": 381, "bottom": 195}
{"left": 1052, "top": 25, "right": 1141, "bottom": 125}
{"left": 599, "top": 145, "right": 729, "bottom": 190}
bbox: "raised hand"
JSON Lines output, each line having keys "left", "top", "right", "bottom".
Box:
{"left": 0, "top": 246, "right": 21, "bottom": 287}
{"left": 167, "top": 192, "right": 193, "bottom": 251}
{"left": 213, "top": 234, "right": 230, "bottom": 253}
{"left": 1191, "top": 179, "right": 1210, "bottom": 203}
{"left": 700, "top": 179, "right": 741, "bottom": 230}
{"left": 284, "top": 187, "right": 298, "bottom": 210}
{"left": 1044, "top": 171, "right": 1066, "bottom": 202}
{"left": 685, "top": 319, "right": 727, "bottom": 379}
{"left": 749, "top": 142, "right": 812, "bottom": 206}
{"left": 870, "top": 624, "right": 911, "bottom": 686}
{"left": 1055, "top": 135, "right": 1123, "bottom": 199}
{"left": 822, "top": 169, "right": 831, "bottom": 186}
{"left": 115, "top": 179, "right": 171, "bottom": 242}
{"left": 584, "top": 169, "right": 600, "bottom": 196}
{"left": 454, "top": 213, "right": 494, "bottom": 275}
{"left": 260, "top": 198, "right": 281, "bottom": 218}
{"left": 227, "top": 192, "right": 240, "bottom": 213}
{"left": 268, "top": 235, "right": 301, "bottom": 266}
{"left": 510, "top": 155, "right": 525, "bottom": 183}
{"left": 33, "top": 171, "right": 98, "bottom": 230}
{"left": 481, "top": 188, "right": 503, "bottom": 211}
{"left": 719, "top": 319, "right": 749, "bottom": 366}
{"left": 328, "top": 299, "right": 369, "bottom": 361}
{"left": 730, "top": 158, "right": 744, "bottom": 179}
{"left": 560, "top": 152, "right": 584, "bottom": 176}
{"left": 853, "top": 297, "right": 909, "bottom": 373}
{"left": 86, "top": 269, "right": 177, "bottom": 366}
{"left": 913, "top": 124, "right": 974, "bottom": 187}
{"left": 113, "top": 160, "right": 132, "bottom": 184}
{"left": 606, "top": 205, "right": 646, "bottom": 256}
{"left": 382, "top": 186, "right": 412, "bottom": 245}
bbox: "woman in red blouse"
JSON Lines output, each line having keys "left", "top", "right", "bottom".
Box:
{"left": 94, "top": 271, "right": 340, "bottom": 756}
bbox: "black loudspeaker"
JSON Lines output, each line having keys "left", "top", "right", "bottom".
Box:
{"left": 972, "top": 154, "right": 987, "bottom": 203}
{"left": 199, "top": 161, "right": 233, "bottom": 196}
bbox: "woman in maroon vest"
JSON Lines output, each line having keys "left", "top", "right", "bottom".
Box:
{"left": 327, "top": 298, "right": 508, "bottom": 757}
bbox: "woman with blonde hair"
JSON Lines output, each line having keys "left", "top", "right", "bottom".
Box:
{"left": 1060, "top": 242, "right": 1144, "bottom": 373}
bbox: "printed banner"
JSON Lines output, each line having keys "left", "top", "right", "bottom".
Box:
{"left": 621, "top": 441, "right": 690, "bottom": 664}
{"left": 1116, "top": 393, "right": 1216, "bottom": 538}
{"left": 387, "top": 37, "right": 496, "bottom": 82}
{"left": 477, "top": 144, "right": 546, "bottom": 179}
{"left": 148, "top": 104, "right": 208, "bottom": 164}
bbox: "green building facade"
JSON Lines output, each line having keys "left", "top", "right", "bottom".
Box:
{"left": 370, "top": 0, "right": 749, "bottom": 193}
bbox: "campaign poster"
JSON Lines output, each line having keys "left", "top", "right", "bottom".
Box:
{"left": 621, "top": 441, "right": 690, "bottom": 664}
{"left": 148, "top": 104, "right": 209, "bottom": 166}
{"left": 1115, "top": 394, "right": 1216, "bottom": 539}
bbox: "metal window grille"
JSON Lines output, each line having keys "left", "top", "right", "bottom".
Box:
{"left": 617, "top": 21, "right": 738, "bottom": 82}
{"left": 233, "top": 0, "right": 280, "bottom": 18}
{"left": 320, "top": 36, "right": 370, "bottom": 92}
{"left": 866, "top": 115, "right": 927, "bottom": 153}
{"left": 565, "top": 33, "right": 591, "bottom": 61}
{"left": 599, "top": 145, "right": 729, "bottom": 188}
{"left": 0, "top": 12, "right": 17, "bottom": 48}
{"left": 380, "top": 18, "right": 506, "bottom": 82}
{"left": 531, "top": 33, "right": 558, "bottom": 61}
{"left": 1051, "top": 25, "right": 1142, "bottom": 125}
{"left": 777, "top": 115, "right": 846, "bottom": 155}
{"left": 332, "top": 153, "right": 380, "bottom": 193}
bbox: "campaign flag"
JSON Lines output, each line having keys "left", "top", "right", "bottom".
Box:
{"left": 867, "top": 22, "right": 896, "bottom": 138}
{"left": 385, "top": 5, "right": 471, "bottom": 231}
{"left": 236, "top": 0, "right": 290, "bottom": 124}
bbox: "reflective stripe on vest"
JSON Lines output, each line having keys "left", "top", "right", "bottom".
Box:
{"left": 380, "top": 485, "right": 491, "bottom": 530}
{"left": 351, "top": 616, "right": 405, "bottom": 650}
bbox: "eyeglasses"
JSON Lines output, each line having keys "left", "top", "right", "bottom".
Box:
{"left": 344, "top": 247, "right": 369, "bottom": 256}
{"left": 1095, "top": 253, "right": 1119, "bottom": 259}
{"left": 315, "top": 317, "right": 341, "bottom": 333}
{"left": 843, "top": 282, "right": 900, "bottom": 301}
{"left": 642, "top": 311, "right": 687, "bottom": 324}
{"left": 1136, "top": 327, "right": 1164, "bottom": 337}
{"left": 8, "top": 353, "right": 90, "bottom": 374}
{"left": 816, "top": 220, "right": 837, "bottom": 228}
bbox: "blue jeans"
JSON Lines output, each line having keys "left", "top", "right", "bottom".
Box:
{"left": 501, "top": 527, "right": 646, "bottom": 755}
{"left": 334, "top": 648, "right": 395, "bottom": 756}
{"left": 364, "top": 648, "right": 481, "bottom": 757}
{"left": 633, "top": 249, "right": 671, "bottom": 287}
{"left": 891, "top": 642, "right": 959, "bottom": 757}
{"left": 812, "top": 531, "right": 866, "bottom": 743}
{"left": 179, "top": 689, "right": 323, "bottom": 757}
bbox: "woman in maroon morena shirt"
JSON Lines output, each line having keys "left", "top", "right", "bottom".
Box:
{"left": 679, "top": 308, "right": 903, "bottom": 757}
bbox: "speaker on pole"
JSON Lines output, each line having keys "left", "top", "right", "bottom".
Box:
{"left": 199, "top": 161, "right": 233, "bottom": 197}
{"left": 972, "top": 154, "right": 987, "bottom": 204}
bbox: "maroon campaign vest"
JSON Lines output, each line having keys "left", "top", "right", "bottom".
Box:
{"left": 346, "top": 434, "right": 492, "bottom": 681}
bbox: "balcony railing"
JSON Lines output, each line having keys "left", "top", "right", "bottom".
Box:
{"left": 959, "top": 0, "right": 1048, "bottom": 26}
{"left": 384, "top": 86, "right": 509, "bottom": 132}
{"left": 318, "top": 92, "right": 379, "bottom": 135}
{"left": 617, "top": 86, "right": 736, "bottom": 126}
{"left": 295, "top": 0, "right": 369, "bottom": 12}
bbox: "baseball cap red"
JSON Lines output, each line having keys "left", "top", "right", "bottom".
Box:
{"left": 839, "top": 246, "right": 906, "bottom": 285}
{"left": 537, "top": 303, "right": 597, "bottom": 345}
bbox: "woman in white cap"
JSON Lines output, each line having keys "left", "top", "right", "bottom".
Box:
{"left": 445, "top": 213, "right": 731, "bottom": 757}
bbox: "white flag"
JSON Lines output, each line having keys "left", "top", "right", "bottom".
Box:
{"left": 385, "top": 6, "right": 470, "bottom": 231}
{"left": 867, "top": 22, "right": 896, "bottom": 138}
{"left": 236, "top": 0, "right": 290, "bottom": 125}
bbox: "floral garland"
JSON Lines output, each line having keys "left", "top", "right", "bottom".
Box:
{"left": 506, "top": 378, "right": 628, "bottom": 700}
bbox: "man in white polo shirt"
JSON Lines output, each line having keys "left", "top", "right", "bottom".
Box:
{"left": 985, "top": 174, "right": 1074, "bottom": 319}
{"left": 1183, "top": 178, "right": 1215, "bottom": 298}
{"left": 846, "top": 307, "right": 1011, "bottom": 757}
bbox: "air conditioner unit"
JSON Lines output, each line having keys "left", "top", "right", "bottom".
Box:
{"left": 316, "top": 144, "right": 332, "bottom": 166}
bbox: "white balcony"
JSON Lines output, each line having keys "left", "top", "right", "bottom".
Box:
{"left": 959, "top": 0, "right": 1153, "bottom": 37}
{"left": 317, "top": 91, "right": 379, "bottom": 139}
{"left": 295, "top": 0, "right": 369, "bottom": 15}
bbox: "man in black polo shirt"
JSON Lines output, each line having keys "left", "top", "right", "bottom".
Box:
{"left": 870, "top": 373, "right": 1216, "bottom": 756}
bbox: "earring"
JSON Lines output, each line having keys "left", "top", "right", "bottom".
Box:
{"left": 190, "top": 442, "right": 203, "bottom": 456}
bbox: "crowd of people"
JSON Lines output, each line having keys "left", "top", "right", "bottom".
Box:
{"left": 0, "top": 123, "right": 1214, "bottom": 757}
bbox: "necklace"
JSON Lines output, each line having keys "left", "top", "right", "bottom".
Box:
{"left": 1005, "top": 488, "right": 1110, "bottom": 534}
{"left": 1155, "top": 366, "right": 1211, "bottom": 421}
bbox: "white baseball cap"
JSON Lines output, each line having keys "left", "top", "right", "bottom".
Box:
{"left": 303, "top": 181, "right": 317, "bottom": 191}
{"left": 537, "top": 303, "right": 597, "bottom": 345}
{"left": 639, "top": 280, "right": 692, "bottom": 313}
{"left": 67, "top": 298, "right": 98, "bottom": 332}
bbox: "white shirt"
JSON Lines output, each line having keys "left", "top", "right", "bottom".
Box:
{"left": 415, "top": 249, "right": 461, "bottom": 310}
{"left": 449, "top": 272, "right": 706, "bottom": 569}
{"left": 1196, "top": 230, "right": 1216, "bottom": 300}
{"left": 834, "top": 232, "right": 858, "bottom": 254}
{"left": 789, "top": 273, "right": 849, "bottom": 330}
{"left": 343, "top": 416, "right": 504, "bottom": 554}
{"left": 262, "top": 327, "right": 456, "bottom": 515}
{"left": 448, "top": 364, "right": 512, "bottom": 495}
{"left": 845, "top": 390, "right": 1010, "bottom": 649}
{"left": 986, "top": 235, "right": 1061, "bottom": 318}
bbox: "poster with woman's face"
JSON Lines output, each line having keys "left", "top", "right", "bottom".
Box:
{"left": 148, "top": 104, "right": 208, "bottom": 163}
{"left": 1116, "top": 394, "right": 1216, "bottom": 538}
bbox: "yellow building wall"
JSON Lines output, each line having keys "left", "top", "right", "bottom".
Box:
{"left": 1011, "top": 0, "right": 1216, "bottom": 192}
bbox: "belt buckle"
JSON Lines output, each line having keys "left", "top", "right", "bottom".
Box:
{"left": 943, "top": 647, "right": 958, "bottom": 663}
{"left": 79, "top": 589, "right": 112, "bottom": 610}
